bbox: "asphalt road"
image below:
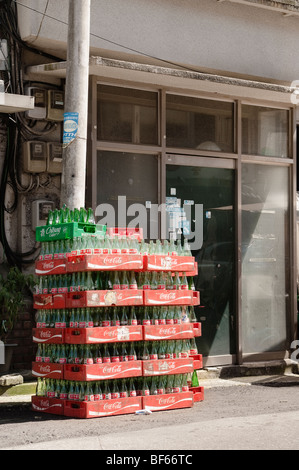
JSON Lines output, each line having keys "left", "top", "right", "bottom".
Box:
{"left": 1, "top": 375, "right": 299, "bottom": 451}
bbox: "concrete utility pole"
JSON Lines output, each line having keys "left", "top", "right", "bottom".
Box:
{"left": 61, "top": 0, "right": 91, "bottom": 210}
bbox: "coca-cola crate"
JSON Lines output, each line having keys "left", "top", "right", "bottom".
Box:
{"left": 64, "top": 325, "right": 143, "bottom": 344}
{"left": 189, "top": 386, "right": 204, "bottom": 402}
{"left": 64, "top": 361, "right": 142, "bottom": 381}
{"left": 64, "top": 396, "right": 142, "bottom": 419}
{"left": 190, "top": 354, "right": 203, "bottom": 370}
{"left": 192, "top": 322, "right": 201, "bottom": 337}
{"left": 187, "top": 262, "right": 198, "bottom": 277}
{"left": 33, "top": 293, "right": 66, "bottom": 310}
{"left": 31, "top": 395, "right": 64, "bottom": 416}
{"left": 143, "top": 358, "right": 194, "bottom": 376}
{"left": 35, "top": 259, "right": 67, "bottom": 275}
{"left": 66, "top": 254, "right": 144, "bottom": 272}
{"left": 145, "top": 255, "right": 196, "bottom": 272}
{"left": 32, "top": 362, "right": 64, "bottom": 379}
{"left": 35, "top": 222, "right": 106, "bottom": 242}
{"left": 143, "top": 323, "right": 195, "bottom": 341}
{"left": 142, "top": 392, "right": 194, "bottom": 412}
{"left": 143, "top": 290, "right": 200, "bottom": 306}
{"left": 32, "top": 328, "right": 65, "bottom": 344}
{"left": 106, "top": 227, "right": 143, "bottom": 241}
{"left": 66, "top": 289, "right": 143, "bottom": 308}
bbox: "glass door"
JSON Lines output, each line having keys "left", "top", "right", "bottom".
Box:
{"left": 165, "top": 155, "right": 236, "bottom": 365}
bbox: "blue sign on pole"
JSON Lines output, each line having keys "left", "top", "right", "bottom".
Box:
{"left": 63, "top": 112, "right": 79, "bottom": 145}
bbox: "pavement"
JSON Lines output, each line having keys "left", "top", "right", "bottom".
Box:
{"left": 1, "top": 358, "right": 299, "bottom": 408}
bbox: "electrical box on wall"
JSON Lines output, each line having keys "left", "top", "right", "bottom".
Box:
{"left": 32, "top": 200, "right": 55, "bottom": 230}
{"left": 23, "top": 141, "right": 47, "bottom": 173}
{"left": 25, "top": 87, "right": 47, "bottom": 120}
{"left": 47, "top": 90, "right": 64, "bottom": 121}
{"left": 47, "top": 142, "right": 63, "bottom": 173}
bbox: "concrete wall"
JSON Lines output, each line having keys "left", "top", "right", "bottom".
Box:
{"left": 17, "top": 0, "right": 299, "bottom": 83}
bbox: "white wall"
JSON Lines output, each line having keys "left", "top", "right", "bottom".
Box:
{"left": 17, "top": 0, "right": 299, "bottom": 83}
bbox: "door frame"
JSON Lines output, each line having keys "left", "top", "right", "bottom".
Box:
{"left": 163, "top": 153, "right": 238, "bottom": 367}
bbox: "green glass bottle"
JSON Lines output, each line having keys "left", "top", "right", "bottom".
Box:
{"left": 46, "top": 210, "right": 54, "bottom": 226}
{"left": 79, "top": 207, "right": 87, "bottom": 223}
{"left": 86, "top": 208, "right": 95, "bottom": 224}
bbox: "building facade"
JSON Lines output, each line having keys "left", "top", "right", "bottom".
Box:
{"left": 1, "top": 0, "right": 299, "bottom": 368}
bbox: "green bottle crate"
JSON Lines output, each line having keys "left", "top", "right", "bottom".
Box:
{"left": 36, "top": 222, "right": 106, "bottom": 242}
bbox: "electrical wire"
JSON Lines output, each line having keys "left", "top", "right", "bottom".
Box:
{"left": 0, "top": 1, "right": 42, "bottom": 266}
{"left": 0, "top": 119, "right": 39, "bottom": 267}
{"left": 11, "top": 0, "right": 205, "bottom": 75}
{"left": 0, "top": 0, "right": 210, "bottom": 266}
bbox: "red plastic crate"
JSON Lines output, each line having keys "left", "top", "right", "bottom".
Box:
{"left": 35, "top": 259, "right": 67, "bottom": 276}
{"left": 145, "top": 255, "right": 196, "bottom": 272}
{"left": 142, "top": 392, "right": 194, "bottom": 412}
{"left": 143, "top": 290, "right": 200, "bottom": 306}
{"left": 64, "top": 325, "right": 143, "bottom": 344}
{"left": 64, "top": 396, "right": 143, "bottom": 418}
{"left": 142, "top": 323, "right": 195, "bottom": 341}
{"left": 143, "top": 358, "right": 194, "bottom": 376}
{"left": 64, "top": 361, "right": 142, "bottom": 381}
{"left": 66, "top": 289, "right": 143, "bottom": 308}
{"left": 33, "top": 293, "right": 66, "bottom": 310}
{"left": 190, "top": 354, "right": 203, "bottom": 370}
{"left": 32, "top": 328, "right": 65, "bottom": 344}
{"left": 192, "top": 322, "right": 201, "bottom": 337}
{"left": 106, "top": 227, "right": 143, "bottom": 241}
{"left": 32, "top": 362, "right": 64, "bottom": 379}
{"left": 31, "top": 395, "right": 64, "bottom": 415}
{"left": 189, "top": 386, "right": 204, "bottom": 402}
{"left": 67, "top": 254, "right": 144, "bottom": 272}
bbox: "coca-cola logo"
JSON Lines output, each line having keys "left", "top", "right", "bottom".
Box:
{"left": 161, "top": 256, "right": 176, "bottom": 268}
{"left": 40, "top": 330, "right": 52, "bottom": 338}
{"left": 158, "top": 327, "right": 177, "bottom": 336}
{"left": 158, "top": 396, "right": 176, "bottom": 405}
{"left": 38, "top": 365, "right": 51, "bottom": 373}
{"left": 103, "top": 401, "right": 122, "bottom": 410}
{"left": 103, "top": 256, "right": 122, "bottom": 265}
{"left": 40, "top": 399, "right": 50, "bottom": 407}
{"left": 102, "top": 365, "right": 122, "bottom": 374}
{"left": 42, "top": 261, "right": 54, "bottom": 269}
{"left": 103, "top": 329, "right": 118, "bottom": 339}
{"left": 159, "top": 293, "right": 176, "bottom": 300}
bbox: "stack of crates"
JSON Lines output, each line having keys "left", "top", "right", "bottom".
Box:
{"left": 31, "top": 208, "right": 204, "bottom": 418}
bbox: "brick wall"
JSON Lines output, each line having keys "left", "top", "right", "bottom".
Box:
{"left": 9, "top": 298, "right": 36, "bottom": 371}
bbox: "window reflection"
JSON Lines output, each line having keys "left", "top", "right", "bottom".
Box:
{"left": 241, "top": 163, "right": 289, "bottom": 353}
{"left": 242, "top": 105, "right": 289, "bottom": 158}
{"left": 97, "top": 151, "right": 159, "bottom": 238}
{"left": 97, "top": 85, "right": 158, "bottom": 145}
{"left": 166, "top": 94, "right": 234, "bottom": 152}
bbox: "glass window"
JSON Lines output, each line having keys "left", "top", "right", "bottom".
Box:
{"left": 96, "top": 151, "right": 159, "bottom": 238}
{"left": 166, "top": 164, "right": 235, "bottom": 358}
{"left": 97, "top": 85, "right": 158, "bottom": 145}
{"left": 241, "top": 163, "right": 289, "bottom": 354}
{"left": 242, "top": 105, "right": 289, "bottom": 158}
{"left": 166, "top": 94, "right": 234, "bottom": 152}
